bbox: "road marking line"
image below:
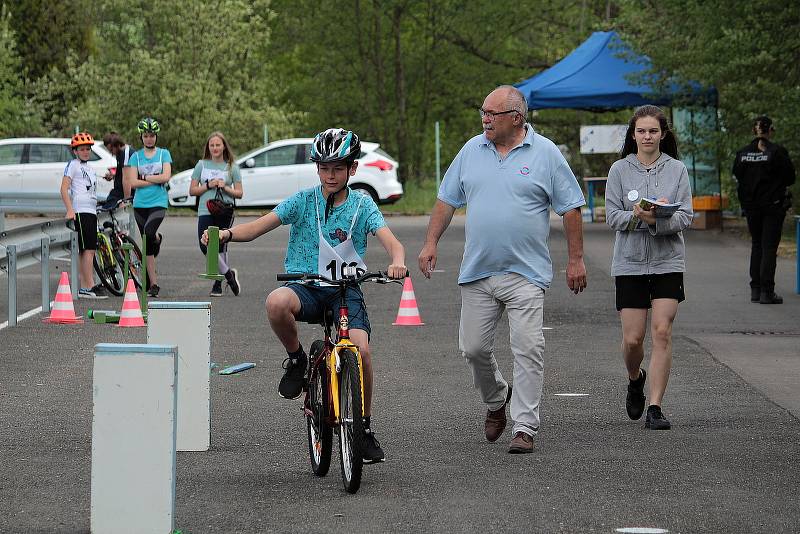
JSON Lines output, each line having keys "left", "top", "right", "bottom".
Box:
{"left": 616, "top": 528, "right": 668, "bottom": 533}
{"left": 0, "top": 303, "right": 49, "bottom": 330}
{"left": 553, "top": 393, "right": 589, "bottom": 397}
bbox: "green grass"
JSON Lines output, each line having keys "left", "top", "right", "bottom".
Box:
{"left": 381, "top": 179, "right": 440, "bottom": 215}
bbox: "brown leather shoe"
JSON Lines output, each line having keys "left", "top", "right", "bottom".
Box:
{"left": 484, "top": 385, "right": 512, "bottom": 442}
{"left": 508, "top": 431, "right": 534, "bottom": 454}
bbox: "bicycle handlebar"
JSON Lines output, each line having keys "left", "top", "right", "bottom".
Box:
{"left": 277, "top": 271, "right": 407, "bottom": 285}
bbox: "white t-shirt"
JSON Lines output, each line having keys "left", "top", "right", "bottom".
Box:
{"left": 63, "top": 159, "right": 97, "bottom": 214}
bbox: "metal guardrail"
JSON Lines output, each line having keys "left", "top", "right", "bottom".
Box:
{"left": 0, "top": 191, "right": 131, "bottom": 327}
{"left": 0, "top": 191, "right": 76, "bottom": 232}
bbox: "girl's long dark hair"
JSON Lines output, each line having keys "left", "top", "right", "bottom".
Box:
{"left": 620, "top": 105, "right": 680, "bottom": 160}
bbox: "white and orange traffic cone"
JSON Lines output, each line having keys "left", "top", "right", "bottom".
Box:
{"left": 118, "top": 279, "right": 145, "bottom": 327}
{"left": 44, "top": 272, "right": 83, "bottom": 324}
{"left": 392, "top": 276, "right": 424, "bottom": 326}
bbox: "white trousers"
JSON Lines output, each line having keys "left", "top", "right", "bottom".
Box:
{"left": 459, "top": 273, "right": 545, "bottom": 436}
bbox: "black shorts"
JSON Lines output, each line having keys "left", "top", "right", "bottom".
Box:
{"left": 74, "top": 212, "right": 97, "bottom": 251}
{"left": 615, "top": 272, "right": 685, "bottom": 311}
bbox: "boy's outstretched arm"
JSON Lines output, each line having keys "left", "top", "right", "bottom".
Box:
{"left": 201, "top": 212, "right": 281, "bottom": 245}
{"left": 375, "top": 226, "right": 407, "bottom": 279}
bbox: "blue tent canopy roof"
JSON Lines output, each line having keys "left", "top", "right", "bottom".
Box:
{"left": 514, "top": 31, "right": 715, "bottom": 110}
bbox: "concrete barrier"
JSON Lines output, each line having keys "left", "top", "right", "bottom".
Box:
{"left": 91, "top": 343, "right": 178, "bottom": 534}
{"left": 148, "top": 302, "right": 212, "bottom": 451}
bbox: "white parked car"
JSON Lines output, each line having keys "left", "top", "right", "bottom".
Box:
{"left": 168, "top": 138, "right": 403, "bottom": 207}
{"left": 0, "top": 137, "right": 116, "bottom": 198}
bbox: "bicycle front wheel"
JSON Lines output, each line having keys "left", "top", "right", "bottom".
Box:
{"left": 337, "top": 348, "right": 364, "bottom": 494}
{"left": 306, "top": 341, "right": 332, "bottom": 476}
{"left": 94, "top": 234, "right": 124, "bottom": 295}
{"left": 119, "top": 235, "right": 144, "bottom": 289}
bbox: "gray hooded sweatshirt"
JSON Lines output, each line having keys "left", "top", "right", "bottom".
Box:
{"left": 605, "top": 153, "right": 693, "bottom": 276}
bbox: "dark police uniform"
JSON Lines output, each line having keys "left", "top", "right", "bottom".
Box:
{"left": 732, "top": 136, "right": 795, "bottom": 301}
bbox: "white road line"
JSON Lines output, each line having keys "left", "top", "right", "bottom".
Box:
{"left": 0, "top": 303, "right": 50, "bottom": 330}
{"left": 553, "top": 393, "right": 590, "bottom": 397}
{"left": 616, "top": 528, "right": 669, "bottom": 533}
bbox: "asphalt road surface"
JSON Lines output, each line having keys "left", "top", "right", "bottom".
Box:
{"left": 1, "top": 214, "right": 798, "bottom": 533}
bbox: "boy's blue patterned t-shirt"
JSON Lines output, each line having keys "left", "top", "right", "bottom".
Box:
{"left": 273, "top": 186, "right": 386, "bottom": 274}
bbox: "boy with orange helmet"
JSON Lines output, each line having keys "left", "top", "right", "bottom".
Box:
{"left": 60, "top": 132, "right": 108, "bottom": 299}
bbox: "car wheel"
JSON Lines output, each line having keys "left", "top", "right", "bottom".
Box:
{"left": 351, "top": 184, "right": 379, "bottom": 203}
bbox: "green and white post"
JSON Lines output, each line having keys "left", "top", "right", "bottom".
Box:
{"left": 198, "top": 226, "right": 225, "bottom": 281}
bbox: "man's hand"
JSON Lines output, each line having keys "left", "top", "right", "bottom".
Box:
{"left": 418, "top": 244, "right": 438, "bottom": 279}
{"left": 387, "top": 264, "right": 407, "bottom": 279}
{"left": 566, "top": 257, "right": 587, "bottom": 294}
{"left": 65, "top": 209, "right": 75, "bottom": 221}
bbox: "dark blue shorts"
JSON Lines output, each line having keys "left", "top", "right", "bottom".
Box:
{"left": 287, "top": 283, "right": 371, "bottom": 336}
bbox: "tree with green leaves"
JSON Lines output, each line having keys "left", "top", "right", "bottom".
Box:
{"left": 0, "top": 4, "right": 33, "bottom": 137}
{"left": 616, "top": 0, "right": 800, "bottom": 209}
{"left": 267, "top": 0, "right": 616, "bottom": 183}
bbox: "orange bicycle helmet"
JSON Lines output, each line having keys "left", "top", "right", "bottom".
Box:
{"left": 71, "top": 132, "right": 95, "bottom": 148}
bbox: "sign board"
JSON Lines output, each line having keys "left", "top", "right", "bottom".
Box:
{"left": 580, "top": 125, "right": 627, "bottom": 154}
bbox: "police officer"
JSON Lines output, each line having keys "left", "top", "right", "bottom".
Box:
{"left": 732, "top": 116, "right": 796, "bottom": 304}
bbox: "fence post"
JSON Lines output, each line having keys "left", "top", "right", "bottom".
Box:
{"left": 7, "top": 245, "right": 17, "bottom": 327}
{"left": 148, "top": 302, "right": 212, "bottom": 451}
{"left": 70, "top": 231, "right": 78, "bottom": 298}
{"left": 41, "top": 238, "right": 50, "bottom": 313}
{"left": 435, "top": 121, "right": 441, "bottom": 191}
{"left": 90, "top": 343, "right": 178, "bottom": 534}
{"left": 795, "top": 216, "right": 799, "bottom": 295}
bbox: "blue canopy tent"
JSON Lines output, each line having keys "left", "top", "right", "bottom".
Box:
{"left": 514, "top": 31, "right": 720, "bottom": 227}
{"left": 514, "top": 31, "right": 715, "bottom": 110}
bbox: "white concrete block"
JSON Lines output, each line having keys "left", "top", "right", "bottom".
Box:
{"left": 91, "top": 343, "right": 178, "bottom": 534}
{"left": 148, "top": 302, "right": 212, "bottom": 452}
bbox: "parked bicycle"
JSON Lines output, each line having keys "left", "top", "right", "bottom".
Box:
{"left": 276, "top": 268, "right": 402, "bottom": 494}
{"left": 93, "top": 199, "right": 144, "bottom": 296}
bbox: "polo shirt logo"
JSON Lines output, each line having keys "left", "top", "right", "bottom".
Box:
{"left": 519, "top": 166, "right": 531, "bottom": 176}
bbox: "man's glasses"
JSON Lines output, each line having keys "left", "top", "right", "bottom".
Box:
{"left": 479, "top": 108, "right": 519, "bottom": 120}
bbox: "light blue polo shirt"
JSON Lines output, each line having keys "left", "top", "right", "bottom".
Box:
{"left": 439, "top": 125, "right": 585, "bottom": 288}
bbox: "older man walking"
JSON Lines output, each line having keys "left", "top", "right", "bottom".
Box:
{"left": 418, "top": 85, "right": 587, "bottom": 453}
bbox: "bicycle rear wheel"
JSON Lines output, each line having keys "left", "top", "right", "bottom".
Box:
{"left": 337, "top": 348, "right": 364, "bottom": 494}
{"left": 306, "top": 340, "right": 332, "bottom": 476}
{"left": 94, "top": 234, "right": 124, "bottom": 295}
{"left": 119, "top": 235, "right": 144, "bottom": 289}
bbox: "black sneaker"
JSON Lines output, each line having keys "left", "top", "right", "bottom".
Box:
{"left": 147, "top": 284, "right": 160, "bottom": 298}
{"left": 750, "top": 287, "right": 760, "bottom": 302}
{"left": 759, "top": 291, "right": 783, "bottom": 304}
{"left": 91, "top": 284, "right": 109, "bottom": 299}
{"left": 362, "top": 428, "right": 385, "bottom": 463}
{"left": 626, "top": 369, "right": 646, "bottom": 420}
{"left": 645, "top": 405, "right": 671, "bottom": 430}
{"left": 278, "top": 353, "right": 307, "bottom": 399}
{"left": 79, "top": 286, "right": 108, "bottom": 300}
{"left": 209, "top": 280, "right": 223, "bottom": 297}
{"left": 226, "top": 268, "right": 241, "bottom": 296}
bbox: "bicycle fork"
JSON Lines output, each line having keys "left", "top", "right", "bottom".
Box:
{"left": 329, "top": 343, "right": 366, "bottom": 424}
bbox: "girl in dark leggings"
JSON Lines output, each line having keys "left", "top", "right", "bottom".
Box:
{"left": 189, "top": 131, "right": 244, "bottom": 296}
{"left": 124, "top": 117, "right": 172, "bottom": 297}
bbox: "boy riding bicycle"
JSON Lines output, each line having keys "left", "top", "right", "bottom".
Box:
{"left": 202, "top": 128, "right": 406, "bottom": 463}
